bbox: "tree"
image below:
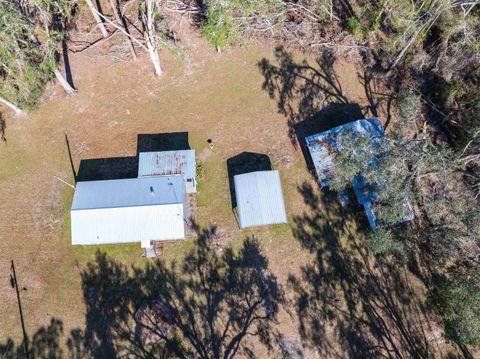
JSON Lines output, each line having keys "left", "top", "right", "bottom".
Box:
{"left": 325, "top": 125, "right": 414, "bottom": 226}
{"left": 366, "top": 228, "right": 406, "bottom": 259}
{"left": 200, "top": 0, "right": 286, "bottom": 51}
{"left": 108, "top": 0, "right": 137, "bottom": 59}
{"left": 437, "top": 267, "right": 480, "bottom": 345}
{"left": 328, "top": 130, "right": 383, "bottom": 191}
{"left": 29, "top": 0, "right": 78, "bottom": 94}
{"left": 84, "top": 0, "right": 109, "bottom": 38}
{"left": 0, "top": 0, "right": 56, "bottom": 110}
{"left": 0, "top": 0, "right": 78, "bottom": 113}
{"left": 140, "top": 0, "right": 162, "bottom": 76}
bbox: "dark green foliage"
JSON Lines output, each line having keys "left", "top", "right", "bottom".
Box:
{"left": 328, "top": 124, "right": 413, "bottom": 226}
{"left": 323, "top": 77, "right": 478, "bottom": 345}
{"left": 366, "top": 228, "right": 406, "bottom": 259}
{"left": 346, "top": 17, "right": 362, "bottom": 38}
{"left": 0, "top": 0, "right": 76, "bottom": 109}
{"left": 436, "top": 268, "right": 480, "bottom": 345}
{"left": 328, "top": 130, "right": 382, "bottom": 191}
{"left": 0, "top": 1, "right": 56, "bottom": 108}
{"left": 201, "top": 6, "right": 238, "bottom": 50}
{"left": 200, "top": 0, "right": 285, "bottom": 49}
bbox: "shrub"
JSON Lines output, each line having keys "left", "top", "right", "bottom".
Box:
{"left": 346, "top": 17, "right": 363, "bottom": 39}
{"left": 201, "top": 7, "right": 238, "bottom": 50}
{"left": 367, "top": 228, "right": 406, "bottom": 259}
{"left": 437, "top": 269, "right": 480, "bottom": 345}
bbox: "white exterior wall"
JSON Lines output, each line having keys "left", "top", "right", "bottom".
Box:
{"left": 185, "top": 178, "right": 196, "bottom": 193}
{"left": 71, "top": 203, "right": 185, "bottom": 245}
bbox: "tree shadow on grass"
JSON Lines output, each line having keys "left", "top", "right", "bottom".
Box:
{"left": 2, "top": 224, "right": 284, "bottom": 358}
{"left": 75, "top": 223, "right": 284, "bottom": 358}
{"left": 288, "top": 182, "right": 447, "bottom": 358}
{"left": 0, "top": 318, "right": 65, "bottom": 358}
{"left": 2, "top": 227, "right": 283, "bottom": 358}
{"left": 0, "top": 112, "right": 7, "bottom": 143}
{"left": 258, "top": 46, "right": 394, "bottom": 149}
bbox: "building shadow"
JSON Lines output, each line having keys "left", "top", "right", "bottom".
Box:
{"left": 76, "top": 156, "right": 138, "bottom": 182}
{"left": 226, "top": 152, "right": 272, "bottom": 209}
{"left": 75, "top": 132, "right": 191, "bottom": 182}
{"left": 137, "top": 132, "right": 190, "bottom": 153}
{"left": 294, "top": 103, "right": 363, "bottom": 173}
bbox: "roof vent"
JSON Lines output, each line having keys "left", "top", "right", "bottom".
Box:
{"left": 150, "top": 186, "right": 154, "bottom": 195}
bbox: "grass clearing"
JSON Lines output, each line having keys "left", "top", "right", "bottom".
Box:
{"left": 0, "top": 43, "right": 464, "bottom": 357}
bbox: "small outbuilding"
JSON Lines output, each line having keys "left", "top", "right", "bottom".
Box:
{"left": 233, "top": 170, "right": 288, "bottom": 229}
{"left": 305, "top": 118, "right": 414, "bottom": 228}
{"left": 71, "top": 176, "right": 185, "bottom": 246}
{"left": 305, "top": 118, "right": 385, "bottom": 188}
{"left": 138, "top": 150, "right": 196, "bottom": 193}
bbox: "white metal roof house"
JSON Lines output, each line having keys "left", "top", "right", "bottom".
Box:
{"left": 71, "top": 176, "right": 185, "bottom": 246}
{"left": 233, "top": 170, "right": 288, "bottom": 229}
{"left": 305, "top": 118, "right": 414, "bottom": 229}
{"left": 138, "top": 150, "right": 196, "bottom": 193}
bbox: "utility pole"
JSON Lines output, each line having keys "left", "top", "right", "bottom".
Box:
{"left": 64, "top": 133, "right": 77, "bottom": 183}
{"left": 10, "top": 260, "right": 30, "bottom": 359}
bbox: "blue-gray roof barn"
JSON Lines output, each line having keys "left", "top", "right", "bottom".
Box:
{"left": 305, "top": 118, "right": 385, "bottom": 188}
{"left": 305, "top": 118, "right": 413, "bottom": 228}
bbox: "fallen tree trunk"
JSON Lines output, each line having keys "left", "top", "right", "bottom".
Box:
{"left": 108, "top": 0, "right": 137, "bottom": 59}
{"left": 89, "top": 6, "right": 146, "bottom": 49}
{"left": 85, "top": 0, "right": 109, "bottom": 38}
{"left": 0, "top": 96, "right": 25, "bottom": 116}
{"left": 54, "top": 68, "right": 76, "bottom": 95}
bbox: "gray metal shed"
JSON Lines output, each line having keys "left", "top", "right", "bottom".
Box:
{"left": 305, "top": 118, "right": 414, "bottom": 228}
{"left": 71, "top": 176, "right": 186, "bottom": 245}
{"left": 233, "top": 170, "right": 288, "bottom": 229}
{"left": 138, "top": 150, "right": 196, "bottom": 193}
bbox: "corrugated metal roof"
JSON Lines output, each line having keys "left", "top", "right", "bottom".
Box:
{"left": 305, "top": 118, "right": 384, "bottom": 188}
{"left": 71, "top": 176, "right": 185, "bottom": 245}
{"left": 72, "top": 176, "right": 184, "bottom": 210}
{"left": 71, "top": 204, "right": 185, "bottom": 245}
{"left": 138, "top": 150, "right": 196, "bottom": 180}
{"left": 305, "top": 118, "right": 414, "bottom": 229}
{"left": 234, "top": 170, "right": 288, "bottom": 229}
